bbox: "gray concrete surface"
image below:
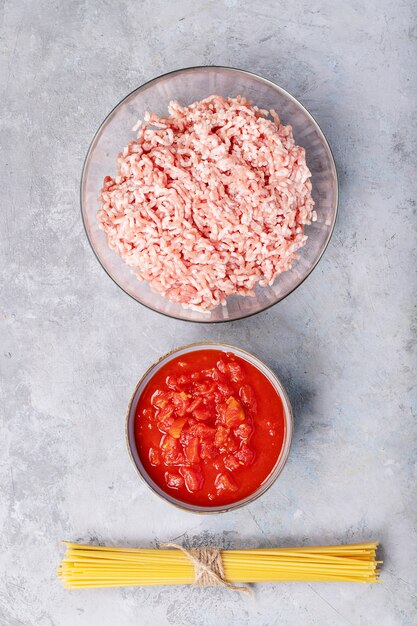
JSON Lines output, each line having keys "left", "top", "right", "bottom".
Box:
{"left": 1, "top": 1, "right": 416, "bottom": 624}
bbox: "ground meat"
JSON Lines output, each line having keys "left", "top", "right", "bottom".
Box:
{"left": 98, "top": 95, "right": 315, "bottom": 311}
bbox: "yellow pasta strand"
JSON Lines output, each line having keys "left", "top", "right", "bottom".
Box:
{"left": 58, "top": 542, "right": 381, "bottom": 588}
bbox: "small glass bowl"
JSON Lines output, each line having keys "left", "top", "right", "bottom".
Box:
{"left": 81, "top": 66, "right": 338, "bottom": 323}
{"left": 126, "top": 342, "right": 293, "bottom": 513}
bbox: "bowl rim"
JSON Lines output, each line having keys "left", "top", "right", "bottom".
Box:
{"left": 81, "top": 65, "right": 339, "bottom": 323}
{"left": 125, "top": 341, "right": 294, "bottom": 514}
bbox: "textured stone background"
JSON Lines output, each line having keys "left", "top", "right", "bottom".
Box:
{"left": 1, "top": 1, "right": 416, "bottom": 624}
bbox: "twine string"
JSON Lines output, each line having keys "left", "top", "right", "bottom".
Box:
{"left": 161, "top": 543, "right": 252, "bottom": 596}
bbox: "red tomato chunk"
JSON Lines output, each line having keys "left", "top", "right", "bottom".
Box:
{"left": 135, "top": 350, "right": 285, "bottom": 507}
{"left": 239, "top": 384, "right": 257, "bottom": 412}
{"left": 185, "top": 438, "right": 200, "bottom": 464}
{"left": 222, "top": 397, "right": 245, "bottom": 428}
{"left": 215, "top": 472, "right": 238, "bottom": 494}
{"left": 149, "top": 447, "right": 160, "bottom": 466}
{"left": 180, "top": 466, "right": 204, "bottom": 493}
{"left": 165, "top": 472, "right": 184, "bottom": 489}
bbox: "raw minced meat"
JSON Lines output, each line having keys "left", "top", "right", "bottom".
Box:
{"left": 98, "top": 95, "right": 315, "bottom": 311}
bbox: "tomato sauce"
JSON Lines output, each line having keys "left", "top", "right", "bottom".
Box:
{"left": 134, "top": 349, "right": 285, "bottom": 507}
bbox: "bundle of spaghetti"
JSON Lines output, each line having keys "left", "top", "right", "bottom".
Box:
{"left": 58, "top": 541, "right": 381, "bottom": 588}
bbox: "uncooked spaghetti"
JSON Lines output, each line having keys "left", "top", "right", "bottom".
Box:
{"left": 58, "top": 541, "right": 381, "bottom": 589}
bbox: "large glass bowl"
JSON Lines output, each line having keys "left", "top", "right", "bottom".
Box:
{"left": 81, "top": 66, "right": 338, "bottom": 322}
{"left": 126, "top": 342, "right": 293, "bottom": 513}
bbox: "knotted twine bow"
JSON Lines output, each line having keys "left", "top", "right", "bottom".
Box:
{"left": 162, "top": 543, "right": 252, "bottom": 596}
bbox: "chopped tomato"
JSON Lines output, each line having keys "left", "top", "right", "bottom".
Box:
{"left": 185, "top": 438, "right": 200, "bottom": 464}
{"left": 161, "top": 436, "right": 186, "bottom": 466}
{"left": 225, "top": 434, "right": 239, "bottom": 453}
{"left": 226, "top": 361, "right": 244, "bottom": 383}
{"left": 171, "top": 391, "right": 191, "bottom": 416}
{"left": 223, "top": 454, "right": 240, "bottom": 472}
{"left": 180, "top": 466, "right": 204, "bottom": 493}
{"left": 234, "top": 444, "right": 255, "bottom": 467}
{"left": 157, "top": 414, "right": 175, "bottom": 434}
{"left": 223, "top": 397, "right": 245, "bottom": 428}
{"left": 165, "top": 472, "right": 184, "bottom": 489}
{"left": 194, "top": 382, "right": 217, "bottom": 396}
{"left": 186, "top": 397, "right": 203, "bottom": 413}
{"left": 214, "top": 425, "right": 229, "bottom": 449}
{"left": 149, "top": 447, "right": 160, "bottom": 466}
{"left": 239, "top": 384, "right": 257, "bottom": 412}
{"left": 168, "top": 416, "right": 188, "bottom": 439}
{"left": 216, "top": 402, "right": 227, "bottom": 422}
{"left": 179, "top": 421, "right": 196, "bottom": 446}
{"left": 213, "top": 391, "right": 224, "bottom": 405}
{"left": 217, "top": 381, "right": 234, "bottom": 397}
{"left": 200, "top": 440, "right": 217, "bottom": 461}
{"left": 234, "top": 422, "right": 253, "bottom": 440}
{"left": 152, "top": 390, "right": 172, "bottom": 409}
{"left": 193, "top": 407, "right": 212, "bottom": 422}
{"left": 157, "top": 404, "right": 175, "bottom": 423}
{"left": 188, "top": 422, "right": 216, "bottom": 440}
{"left": 214, "top": 472, "right": 238, "bottom": 494}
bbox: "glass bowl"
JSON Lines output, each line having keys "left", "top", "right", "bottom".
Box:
{"left": 126, "top": 342, "right": 293, "bottom": 513}
{"left": 81, "top": 66, "right": 338, "bottom": 322}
